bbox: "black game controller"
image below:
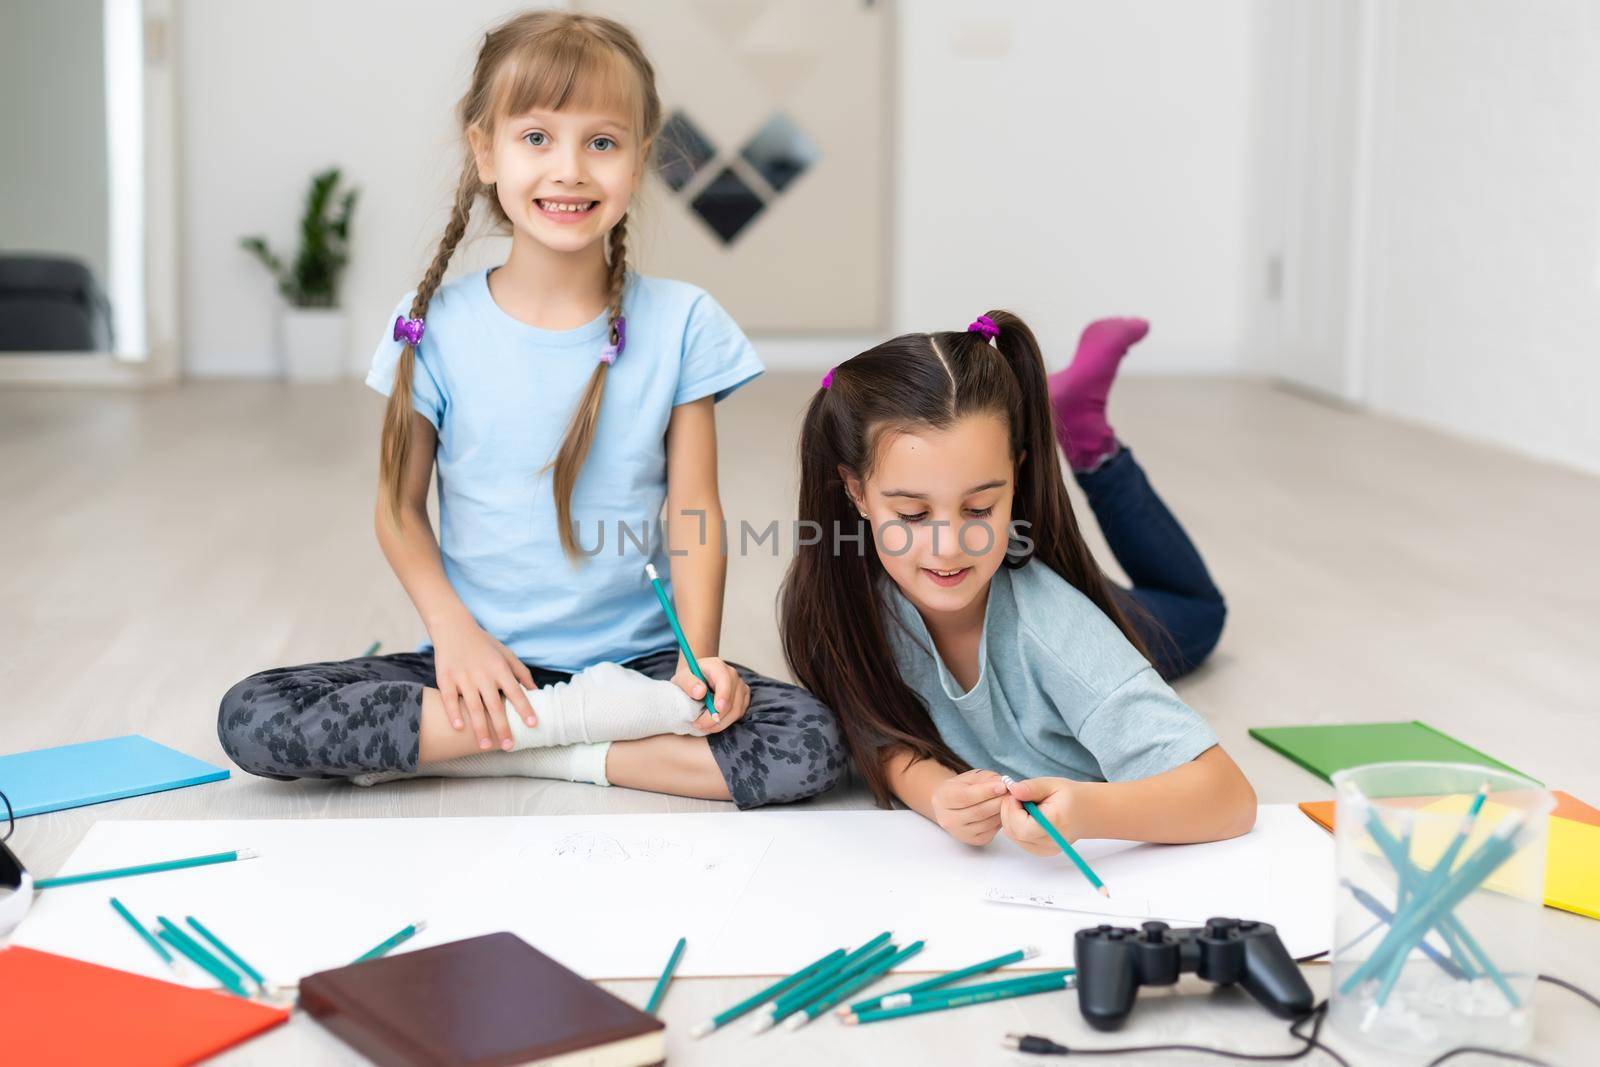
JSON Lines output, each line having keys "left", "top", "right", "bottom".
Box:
{"left": 1074, "top": 918, "right": 1314, "bottom": 1030}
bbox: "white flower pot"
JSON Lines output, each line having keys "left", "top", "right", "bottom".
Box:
{"left": 280, "top": 307, "right": 347, "bottom": 382}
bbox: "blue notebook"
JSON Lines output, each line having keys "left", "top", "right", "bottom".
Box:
{"left": 0, "top": 735, "right": 229, "bottom": 818}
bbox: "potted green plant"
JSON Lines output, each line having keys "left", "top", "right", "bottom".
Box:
{"left": 241, "top": 167, "right": 358, "bottom": 381}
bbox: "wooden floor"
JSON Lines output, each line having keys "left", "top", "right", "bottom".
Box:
{"left": 3, "top": 375, "right": 1597, "bottom": 1064}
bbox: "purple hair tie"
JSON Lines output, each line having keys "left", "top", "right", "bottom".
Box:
{"left": 599, "top": 316, "right": 626, "bottom": 365}
{"left": 967, "top": 315, "right": 999, "bottom": 341}
{"left": 820, "top": 367, "right": 836, "bottom": 390}
{"left": 393, "top": 316, "right": 425, "bottom": 346}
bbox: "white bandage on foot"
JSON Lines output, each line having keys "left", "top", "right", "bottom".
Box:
{"left": 502, "top": 662, "right": 703, "bottom": 749}
{"left": 351, "top": 742, "right": 612, "bottom": 787}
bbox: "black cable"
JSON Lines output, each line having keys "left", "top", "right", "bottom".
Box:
{"left": 1005, "top": 999, "right": 1351, "bottom": 1066}
{"left": 1534, "top": 974, "right": 1600, "bottom": 1013}
{"left": 1007, "top": 974, "right": 1599, "bottom": 1066}
{"left": 0, "top": 788, "right": 13, "bottom": 842}
{"left": 1421, "top": 1049, "right": 1548, "bottom": 1067}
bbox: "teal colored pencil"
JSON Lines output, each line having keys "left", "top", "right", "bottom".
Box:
{"left": 757, "top": 943, "right": 899, "bottom": 1031}
{"left": 1002, "top": 776, "right": 1108, "bottom": 896}
{"left": 845, "top": 971, "right": 1076, "bottom": 1024}
{"left": 156, "top": 918, "right": 248, "bottom": 996}
{"left": 187, "top": 916, "right": 268, "bottom": 992}
{"left": 876, "top": 968, "right": 1077, "bottom": 1009}
{"left": 751, "top": 932, "right": 892, "bottom": 1031}
{"left": 35, "top": 849, "right": 259, "bottom": 890}
{"left": 1367, "top": 800, "right": 1487, "bottom": 985}
{"left": 1362, "top": 798, "right": 1492, "bottom": 982}
{"left": 847, "top": 945, "right": 1040, "bottom": 1015}
{"left": 644, "top": 936, "right": 686, "bottom": 1015}
{"left": 109, "top": 897, "right": 177, "bottom": 972}
{"left": 644, "top": 562, "right": 718, "bottom": 721}
{"left": 354, "top": 919, "right": 427, "bottom": 963}
{"left": 786, "top": 941, "right": 925, "bottom": 1030}
{"left": 361, "top": 640, "right": 382, "bottom": 657}
{"left": 1340, "top": 815, "right": 1526, "bottom": 995}
{"left": 690, "top": 947, "right": 846, "bottom": 1037}
{"left": 1368, "top": 788, "right": 1516, "bottom": 1008}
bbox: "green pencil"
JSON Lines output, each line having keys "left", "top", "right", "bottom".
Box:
{"left": 187, "top": 916, "right": 269, "bottom": 993}
{"left": 690, "top": 947, "right": 846, "bottom": 1038}
{"left": 353, "top": 918, "right": 426, "bottom": 963}
{"left": 644, "top": 562, "right": 718, "bottom": 721}
{"left": 844, "top": 971, "right": 1076, "bottom": 1024}
{"left": 109, "top": 897, "right": 179, "bottom": 974}
{"left": 751, "top": 931, "right": 891, "bottom": 1029}
{"left": 644, "top": 936, "right": 686, "bottom": 1015}
{"left": 785, "top": 941, "right": 925, "bottom": 1030}
{"left": 845, "top": 945, "right": 1040, "bottom": 1015}
{"left": 876, "top": 968, "right": 1076, "bottom": 1009}
{"left": 755, "top": 942, "right": 899, "bottom": 1032}
{"left": 156, "top": 918, "right": 249, "bottom": 997}
{"left": 1340, "top": 815, "right": 1527, "bottom": 996}
{"left": 35, "top": 849, "right": 259, "bottom": 890}
{"left": 1002, "top": 776, "right": 1108, "bottom": 896}
{"left": 361, "top": 640, "right": 382, "bottom": 657}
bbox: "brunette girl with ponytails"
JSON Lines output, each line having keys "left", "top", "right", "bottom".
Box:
{"left": 779, "top": 312, "right": 1254, "bottom": 852}
{"left": 218, "top": 11, "right": 845, "bottom": 807}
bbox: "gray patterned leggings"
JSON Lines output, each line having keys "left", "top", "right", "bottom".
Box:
{"left": 217, "top": 648, "right": 847, "bottom": 809}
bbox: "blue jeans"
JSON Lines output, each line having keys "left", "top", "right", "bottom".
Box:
{"left": 1076, "top": 447, "right": 1226, "bottom": 680}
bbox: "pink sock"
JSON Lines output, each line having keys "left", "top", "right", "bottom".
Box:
{"left": 1048, "top": 317, "right": 1149, "bottom": 471}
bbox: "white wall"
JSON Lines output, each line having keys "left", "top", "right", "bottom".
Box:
{"left": 177, "top": 0, "right": 1264, "bottom": 378}
{"left": 894, "top": 1, "right": 1260, "bottom": 373}
{"left": 1358, "top": 1, "right": 1600, "bottom": 474}
{"left": 178, "top": 0, "right": 537, "bottom": 378}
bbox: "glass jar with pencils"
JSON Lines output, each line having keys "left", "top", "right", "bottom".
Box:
{"left": 1328, "top": 761, "right": 1552, "bottom": 1058}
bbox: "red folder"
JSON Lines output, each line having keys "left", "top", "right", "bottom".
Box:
{"left": 0, "top": 946, "right": 289, "bottom": 1066}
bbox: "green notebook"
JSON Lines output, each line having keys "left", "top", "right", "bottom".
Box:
{"left": 1249, "top": 721, "right": 1537, "bottom": 785}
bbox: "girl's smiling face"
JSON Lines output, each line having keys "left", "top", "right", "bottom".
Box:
{"left": 845, "top": 413, "right": 1021, "bottom": 623}
{"left": 469, "top": 102, "right": 644, "bottom": 255}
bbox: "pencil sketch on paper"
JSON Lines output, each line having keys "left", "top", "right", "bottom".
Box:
{"left": 542, "top": 831, "right": 726, "bottom": 873}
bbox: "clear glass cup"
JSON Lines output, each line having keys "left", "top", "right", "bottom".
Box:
{"left": 1329, "top": 761, "right": 1552, "bottom": 1058}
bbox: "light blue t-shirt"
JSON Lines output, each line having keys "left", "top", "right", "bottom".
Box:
{"left": 881, "top": 560, "right": 1219, "bottom": 782}
{"left": 367, "top": 267, "right": 764, "bottom": 672}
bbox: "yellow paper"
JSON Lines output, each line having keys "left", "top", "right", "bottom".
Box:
{"left": 1408, "top": 797, "right": 1600, "bottom": 920}
{"left": 1543, "top": 815, "right": 1600, "bottom": 920}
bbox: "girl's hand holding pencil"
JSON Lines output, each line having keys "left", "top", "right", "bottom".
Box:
{"left": 999, "top": 777, "right": 1084, "bottom": 855}
{"left": 430, "top": 612, "right": 537, "bottom": 750}
{"left": 671, "top": 655, "right": 749, "bottom": 733}
{"left": 643, "top": 562, "right": 747, "bottom": 731}
{"left": 1001, "top": 776, "right": 1111, "bottom": 896}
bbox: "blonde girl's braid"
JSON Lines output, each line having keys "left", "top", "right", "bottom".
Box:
{"left": 548, "top": 211, "right": 631, "bottom": 561}
{"left": 604, "top": 211, "right": 630, "bottom": 326}
{"left": 379, "top": 157, "right": 481, "bottom": 525}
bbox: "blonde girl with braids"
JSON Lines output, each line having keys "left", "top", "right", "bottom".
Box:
{"left": 779, "top": 312, "right": 1255, "bottom": 851}
{"left": 218, "top": 11, "right": 846, "bottom": 808}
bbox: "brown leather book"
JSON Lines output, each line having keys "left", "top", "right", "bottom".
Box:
{"left": 299, "top": 932, "right": 665, "bottom": 1067}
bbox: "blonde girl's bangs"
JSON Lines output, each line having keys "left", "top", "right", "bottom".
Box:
{"left": 487, "top": 32, "right": 644, "bottom": 136}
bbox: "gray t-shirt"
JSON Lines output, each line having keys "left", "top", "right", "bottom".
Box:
{"left": 881, "top": 559, "right": 1218, "bottom": 782}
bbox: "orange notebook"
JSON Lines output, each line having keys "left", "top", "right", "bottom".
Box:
{"left": 0, "top": 946, "right": 290, "bottom": 1066}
